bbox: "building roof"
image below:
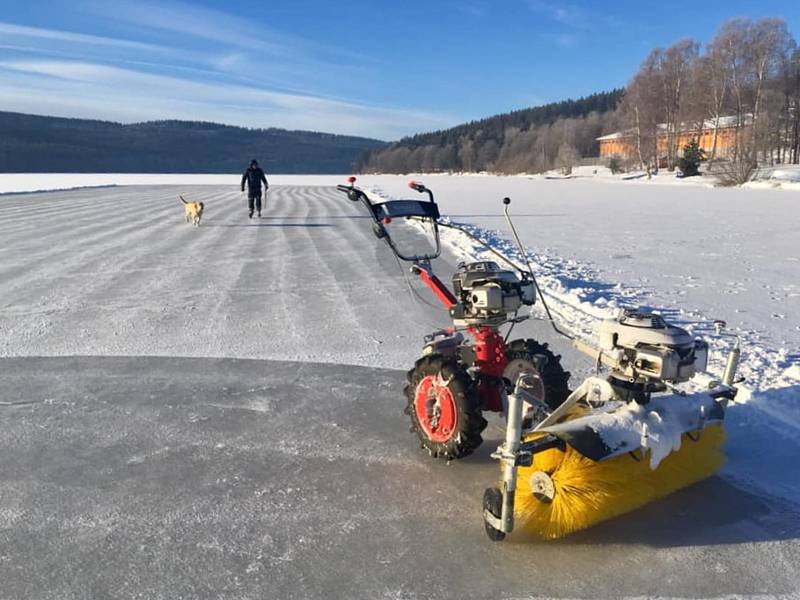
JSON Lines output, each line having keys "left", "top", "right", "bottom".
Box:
{"left": 596, "top": 114, "right": 750, "bottom": 142}
{"left": 596, "top": 131, "right": 626, "bottom": 141}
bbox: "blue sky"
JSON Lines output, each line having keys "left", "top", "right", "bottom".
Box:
{"left": 0, "top": 0, "right": 798, "bottom": 140}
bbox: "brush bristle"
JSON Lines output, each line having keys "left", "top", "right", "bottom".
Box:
{"left": 511, "top": 424, "right": 726, "bottom": 540}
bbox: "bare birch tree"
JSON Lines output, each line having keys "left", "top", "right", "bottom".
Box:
{"left": 622, "top": 52, "right": 661, "bottom": 175}
{"left": 658, "top": 39, "right": 700, "bottom": 169}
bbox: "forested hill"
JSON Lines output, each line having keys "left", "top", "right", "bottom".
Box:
{"left": 357, "top": 89, "right": 624, "bottom": 174}
{"left": 0, "top": 112, "right": 386, "bottom": 173}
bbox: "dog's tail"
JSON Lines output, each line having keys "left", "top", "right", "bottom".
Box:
{"left": 179, "top": 195, "right": 188, "bottom": 204}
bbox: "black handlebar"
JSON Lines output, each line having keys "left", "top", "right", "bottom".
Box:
{"left": 408, "top": 180, "right": 435, "bottom": 204}
{"left": 337, "top": 183, "right": 368, "bottom": 203}
{"left": 334, "top": 178, "right": 441, "bottom": 263}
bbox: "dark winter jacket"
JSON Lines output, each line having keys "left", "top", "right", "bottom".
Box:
{"left": 241, "top": 166, "right": 268, "bottom": 195}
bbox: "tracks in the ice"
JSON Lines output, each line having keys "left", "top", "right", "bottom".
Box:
{"left": 0, "top": 185, "right": 447, "bottom": 368}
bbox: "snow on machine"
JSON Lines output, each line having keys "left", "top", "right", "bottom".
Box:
{"left": 335, "top": 177, "right": 742, "bottom": 541}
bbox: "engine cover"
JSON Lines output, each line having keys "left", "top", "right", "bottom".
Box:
{"left": 598, "top": 310, "right": 707, "bottom": 383}
{"left": 599, "top": 311, "right": 693, "bottom": 351}
{"left": 450, "top": 261, "right": 534, "bottom": 326}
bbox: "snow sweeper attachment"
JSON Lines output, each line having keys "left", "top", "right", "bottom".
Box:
{"left": 482, "top": 313, "right": 742, "bottom": 542}
{"left": 334, "top": 178, "right": 743, "bottom": 542}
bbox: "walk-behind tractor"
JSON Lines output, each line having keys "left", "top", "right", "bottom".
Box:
{"left": 335, "top": 178, "right": 742, "bottom": 541}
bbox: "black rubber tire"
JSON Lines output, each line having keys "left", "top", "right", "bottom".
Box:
{"left": 482, "top": 487, "right": 506, "bottom": 541}
{"left": 505, "top": 339, "right": 571, "bottom": 411}
{"left": 404, "top": 354, "right": 486, "bottom": 460}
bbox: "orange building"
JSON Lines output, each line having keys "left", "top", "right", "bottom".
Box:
{"left": 597, "top": 116, "right": 745, "bottom": 162}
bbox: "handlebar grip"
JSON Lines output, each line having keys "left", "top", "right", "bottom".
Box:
{"left": 408, "top": 181, "right": 426, "bottom": 193}
{"left": 336, "top": 184, "right": 352, "bottom": 192}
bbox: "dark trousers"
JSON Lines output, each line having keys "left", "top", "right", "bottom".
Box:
{"left": 248, "top": 192, "right": 262, "bottom": 212}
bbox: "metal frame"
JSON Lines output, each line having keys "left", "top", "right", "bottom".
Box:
{"left": 336, "top": 181, "right": 442, "bottom": 263}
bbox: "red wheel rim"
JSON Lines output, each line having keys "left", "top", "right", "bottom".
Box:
{"left": 414, "top": 375, "right": 458, "bottom": 443}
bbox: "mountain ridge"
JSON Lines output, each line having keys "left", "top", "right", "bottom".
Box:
{"left": 0, "top": 111, "right": 386, "bottom": 173}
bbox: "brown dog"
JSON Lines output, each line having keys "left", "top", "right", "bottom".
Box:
{"left": 180, "top": 195, "right": 204, "bottom": 226}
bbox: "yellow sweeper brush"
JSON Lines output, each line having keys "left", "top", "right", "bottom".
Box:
{"left": 482, "top": 315, "right": 742, "bottom": 542}
{"left": 512, "top": 425, "right": 726, "bottom": 540}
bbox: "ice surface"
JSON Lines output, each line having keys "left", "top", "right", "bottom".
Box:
{"left": 0, "top": 173, "right": 346, "bottom": 194}
{"left": 1, "top": 173, "right": 798, "bottom": 507}
{"left": 2, "top": 176, "right": 800, "bottom": 596}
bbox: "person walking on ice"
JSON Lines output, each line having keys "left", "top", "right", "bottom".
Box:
{"left": 241, "top": 159, "right": 269, "bottom": 219}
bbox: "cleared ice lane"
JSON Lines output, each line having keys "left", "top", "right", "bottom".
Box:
{"left": 2, "top": 356, "right": 800, "bottom": 600}
{"left": 0, "top": 185, "right": 455, "bottom": 367}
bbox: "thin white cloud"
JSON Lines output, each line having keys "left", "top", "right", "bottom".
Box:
{"left": 0, "top": 5, "right": 452, "bottom": 139}
{"left": 0, "top": 40, "right": 241, "bottom": 89}
{"left": 76, "top": 0, "right": 381, "bottom": 101}
{"left": 0, "top": 16, "right": 374, "bottom": 105}
{"left": 0, "top": 59, "right": 456, "bottom": 139}
{"left": 0, "top": 35, "right": 348, "bottom": 102}
{"left": 525, "top": 0, "right": 586, "bottom": 27}
{"left": 0, "top": 21, "right": 167, "bottom": 52}
{"left": 86, "top": 0, "right": 374, "bottom": 66}
{"left": 209, "top": 52, "right": 248, "bottom": 71}
{"left": 524, "top": 0, "right": 630, "bottom": 33}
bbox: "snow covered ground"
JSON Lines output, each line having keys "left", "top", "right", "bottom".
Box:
{"left": 1, "top": 175, "right": 799, "bottom": 597}
{"left": 745, "top": 164, "right": 800, "bottom": 192}
{"left": 0, "top": 173, "right": 341, "bottom": 194}
{"left": 358, "top": 174, "right": 799, "bottom": 387}
{"left": 536, "top": 163, "right": 800, "bottom": 191}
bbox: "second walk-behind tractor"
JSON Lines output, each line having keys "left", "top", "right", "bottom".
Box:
{"left": 335, "top": 178, "right": 742, "bottom": 541}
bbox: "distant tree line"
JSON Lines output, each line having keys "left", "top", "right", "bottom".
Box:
{"left": 356, "top": 91, "right": 624, "bottom": 174}
{"left": 0, "top": 112, "right": 386, "bottom": 173}
{"left": 360, "top": 17, "right": 800, "bottom": 177}
{"left": 621, "top": 17, "right": 800, "bottom": 182}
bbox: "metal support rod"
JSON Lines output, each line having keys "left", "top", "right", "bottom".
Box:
{"left": 436, "top": 221, "right": 529, "bottom": 274}
{"left": 437, "top": 210, "right": 574, "bottom": 341}
{"left": 502, "top": 198, "right": 536, "bottom": 283}
{"left": 499, "top": 388, "right": 523, "bottom": 533}
{"left": 723, "top": 337, "right": 741, "bottom": 386}
{"left": 411, "top": 262, "right": 457, "bottom": 309}
{"left": 533, "top": 380, "right": 587, "bottom": 431}
{"left": 502, "top": 198, "right": 574, "bottom": 341}
{"left": 573, "top": 338, "right": 617, "bottom": 369}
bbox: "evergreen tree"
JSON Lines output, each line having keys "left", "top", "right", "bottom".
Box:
{"left": 359, "top": 90, "right": 624, "bottom": 173}
{"left": 678, "top": 140, "right": 706, "bottom": 177}
{"left": 607, "top": 155, "right": 624, "bottom": 174}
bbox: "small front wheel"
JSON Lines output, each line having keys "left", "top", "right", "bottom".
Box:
{"left": 482, "top": 487, "right": 506, "bottom": 542}
{"left": 404, "top": 354, "right": 485, "bottom": 460}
